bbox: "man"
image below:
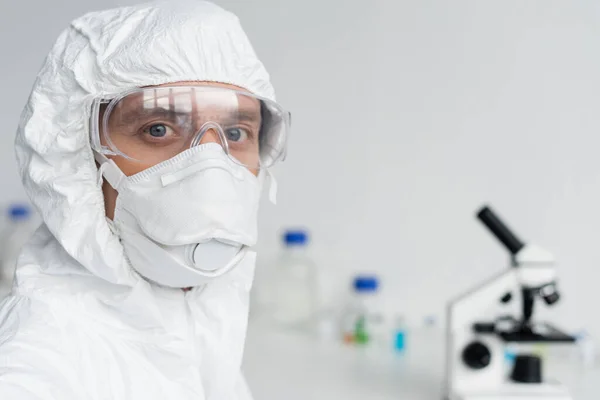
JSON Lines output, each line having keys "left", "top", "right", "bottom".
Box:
{"left": 0, "top": 1, "right": 290, "bottom": 399}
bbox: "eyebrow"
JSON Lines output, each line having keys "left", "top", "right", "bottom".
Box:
{"left": 111, "top": 107, "right": 262, "bottom": 127}
{"left": 235, "top": 110, "right": 261, "bottom": 123}
{"left": 112, "top": 108, "right": 190, "bottom": 127}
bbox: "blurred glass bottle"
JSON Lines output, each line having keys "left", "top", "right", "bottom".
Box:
{"left": 341, "top": 275, "right": 384, "bottom": 346}
{"left": 0, "top": 204, "right": 38, "bottom": 299}
{"left": 270, "top": 230, "right": 318, "bottom": 331}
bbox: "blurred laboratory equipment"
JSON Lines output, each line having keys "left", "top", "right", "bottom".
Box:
{"left": 0, "top": 204, "right": 38, "bottom": 299}
{"left": 424, "top": 315, "right": 437, "bottom": 328}
{"left": 269, "top": 229, "right": 318, "bottom": 331}
{"left": 575, "top": 331, "right": 596, "bottom": 369}
{"left": 340, "top": 275, "right": 388, "bottom": 347}
{"left": 412, "top": 314, "right": 441, "bottom": 353}
{"left": 393, "top": 315, "right": 407, "bottom": 352}
{"left": 313, "top": 304, "right": 338, "bottom": 342}
{"left": 444, "top": 205, "right": 575, "bottom": 400}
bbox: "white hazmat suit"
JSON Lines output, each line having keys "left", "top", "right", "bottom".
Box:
{"left": 0, "top": 1, "right": 275, "bottom": 399}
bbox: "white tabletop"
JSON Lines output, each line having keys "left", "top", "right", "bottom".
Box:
{"left": 243, "top": 321, "right": 600, "bottom": 400}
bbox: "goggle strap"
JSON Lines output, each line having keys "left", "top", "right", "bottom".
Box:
{"left": 266, "top": 169, "right": 277, "bottom": 205}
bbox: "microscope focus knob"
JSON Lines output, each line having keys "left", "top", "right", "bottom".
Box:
{"left": 462, "top": 341, "right": 491, "bottom": 370}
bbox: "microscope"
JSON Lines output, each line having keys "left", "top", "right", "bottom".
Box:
{"left": 444, "top": 206, "right": 575, "bottom": 400}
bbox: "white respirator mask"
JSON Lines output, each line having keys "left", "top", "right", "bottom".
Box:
{"left": 95, "top": 143, "right": 277, "bottom": 288}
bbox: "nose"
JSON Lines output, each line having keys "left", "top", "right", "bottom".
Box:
{"left": 199, "top": 128, "right": 220, "bottom": 144}
{"left": 190, "top": 123, "right": 224, "bottom": 148}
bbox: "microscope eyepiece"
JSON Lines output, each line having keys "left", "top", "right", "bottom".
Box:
{"left": 476, "top": 206, "right": 525, "bottom": 255}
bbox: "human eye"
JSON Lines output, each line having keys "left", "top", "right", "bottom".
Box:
{"left": 140, "top": 122, "right": 179, "bottom": 143}
{"left": 147, "top": 123, "right": 169, "bottom": 137}
{"left": 224, "top": 127, "right": 249, "bottom": 143}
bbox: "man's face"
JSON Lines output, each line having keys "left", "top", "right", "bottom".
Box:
{"left": 100, "top": 81, "right": 261, "bottom": 219}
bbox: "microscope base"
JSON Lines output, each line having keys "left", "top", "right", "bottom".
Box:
{"left": 452, "top": 381, "right": 571, "bottom": 400}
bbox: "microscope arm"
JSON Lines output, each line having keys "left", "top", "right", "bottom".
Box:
{"left": 448, "top": 268, "right": 518, "bottom": 333}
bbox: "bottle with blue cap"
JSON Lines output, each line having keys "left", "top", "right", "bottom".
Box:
{"left": 0, "top": 203, "right": 38, "bottom": 299}
{"left": 270, "top": 229, "right": 318, "bottom": 331}
{"left": 341, "top": 275, "right": 385, "bottom": 346}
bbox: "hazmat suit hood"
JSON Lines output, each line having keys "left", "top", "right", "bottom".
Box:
{"left": 0, "top": 1, "right": 273, "bottom": 399}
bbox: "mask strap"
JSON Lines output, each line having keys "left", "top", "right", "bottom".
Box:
{"left": 266, "top": 169, "right": 278, "bottom": 205}
{"left": 94, "top": 151, "right": 126, "bottom": 192}
{"left": 96, "top": 162, "right": 109, "bottom": 187}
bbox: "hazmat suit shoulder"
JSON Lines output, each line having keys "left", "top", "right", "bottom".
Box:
{"left": 0, "top": 1, "right": 274, "bottom": 399}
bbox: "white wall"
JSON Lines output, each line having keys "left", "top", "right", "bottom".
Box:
{"left": 3, "top": 0, "right": 600, "bottom": 336}
{"left": 221, "top": 0, "right": 600, "bottom": 336}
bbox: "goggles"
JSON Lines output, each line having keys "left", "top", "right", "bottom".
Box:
{"left": 90, "top": 85, "right": 290, "bottom": 170}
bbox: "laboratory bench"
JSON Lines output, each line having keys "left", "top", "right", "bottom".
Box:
{"left": 244, "top": 320, "right": 600, "bottom": 400}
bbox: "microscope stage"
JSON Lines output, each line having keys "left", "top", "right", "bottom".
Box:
{"left": 498, "top": 323, "right": 575, "bottom": 343}
{"left": 474, "top": 321, "right": 576, "bottom": 343}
